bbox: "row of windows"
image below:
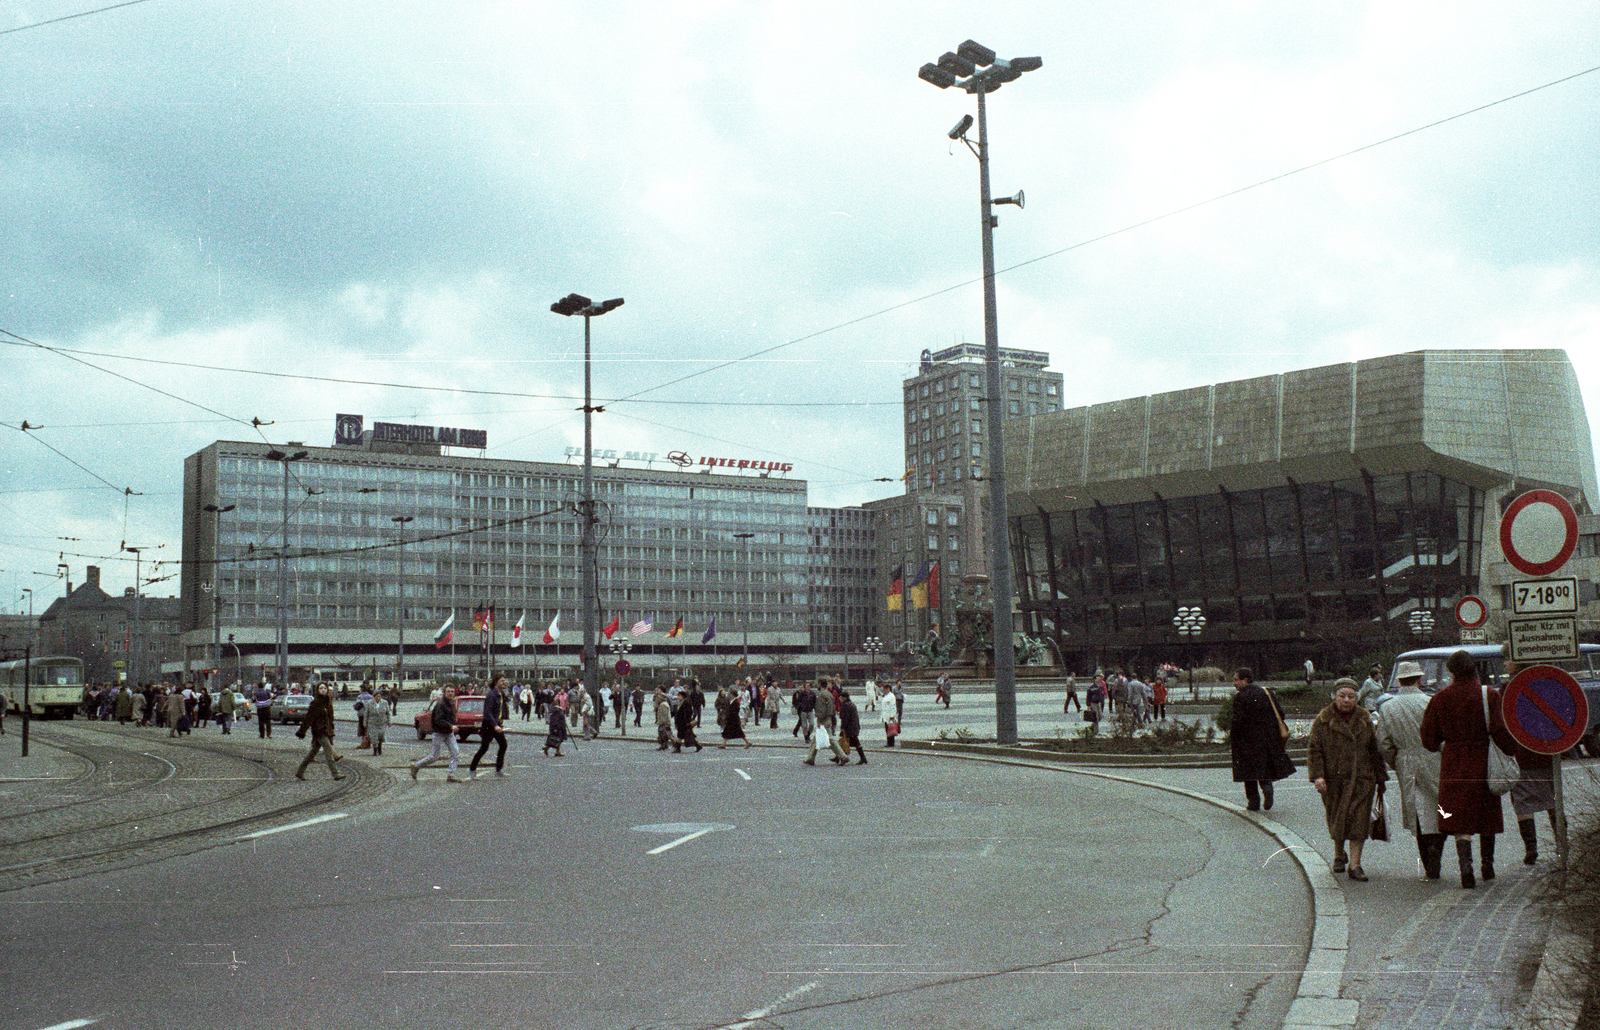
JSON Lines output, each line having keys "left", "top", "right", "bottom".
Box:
{"left": 887, "top": 534, "right": 962, "bottom": 554}
{"left": 906, "top": 372, "right": 1061, "bottom": 400}
{"left": 216, "top": 602, "right": 805, "bottom": 626}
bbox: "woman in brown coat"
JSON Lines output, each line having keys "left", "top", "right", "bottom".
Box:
{"left": 1420, "top": 650, "right": 1513, "bottom": 888}
{"left": 1307, "top": 680, "right": 1388, "bottom": 881}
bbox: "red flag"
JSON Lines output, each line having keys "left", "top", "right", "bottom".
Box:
{"left": 928, "top": 561, "right": 941, "bottom": 607}
{"left": 603, "top": 615, "right": 620, "bottom": 640}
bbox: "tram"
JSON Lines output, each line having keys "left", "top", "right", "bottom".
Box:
{"left": 0, "top": 656, "right": 86, "bottom": 718}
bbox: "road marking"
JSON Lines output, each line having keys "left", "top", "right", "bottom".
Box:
{"left": 237, "top": 813, "right": 348, "bottom": 840}
{"left": 734, "top": 768, "right": 752, "bottom": 780}
{"left": 648, "top": 827, "right": 715, "bottom": 854}
{"left": 979, "top": 838, "right": 1000, "bottom": 856}
{"left": 35, "top": 1020, "right": 99, "bottom": 1030}
{"left": 714, "top": 981, "right": 818, "bottom": 1029}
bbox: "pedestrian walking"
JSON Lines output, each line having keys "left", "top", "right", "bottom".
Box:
{"left": 935, "top": 673, "right": 951, "bottom": 709}
{"left": 354, "top": 683, "right": 374, "bottom": 748}
{"left": 253, "top": 682, "right": 274, "bottom": 738}
{"left": 882, "top": 688, "right": 901, "bottom": 746}
{"left": 673, "top": 691, "right": 702, "bottom": 753}
{"left": 1376, "top": 661, "right": 1446, "bottom": 878}
{"left": 543, "top": 702, "right": 569, "bottom": 757}
{"left": 165, "top": 689, "right": 188, "bottom": 737}
{"left": 295, "top": 684, "right": 346, "bottom": 781}
{"left": 1308, "top": 679, "right": 1387, "bottom": 881}
{"left": 1421, "top": 649, "right": 1512, "bottom": 888}
{"left": 1229, "top": 667, "right": 1296, "bottom": 811}
{"left": 792, "top": 681, "right": 815, "bottom": 740}
{"left": 653, "top": 687, "right": 675, "bottom": 750}
{"left": 1499, "top": 648, "right": 1557, "bottom": 865}
{"left": 1063, "top": 675, "right": 1081, "bottom": 714}
{"left": 364, "top": 686, "right": 391, "bottom": 756}
{"left": 469, "top": 675, "right": 511, "bottom": 778}
{"left": 839, "top": 691, "right": 868, "bottom": 764}
{"left": 632, "top": 684, "right": 645, "bottom": 727}
{"left": 410, "top": 686, "right": 465, "bottom": 782}
{"left": 1358, "top": 664, "right": 1386, "bottom": 713}
{"left": 519, "top": 684, "right": 534, "bottom": 721}
{"left": 1150, "top": 677, "right": 1167, "bottom": 721}
{"left": 806, "top": 679, "right": 849, "bottom": 765}
{"left": 114, "top": 685, "right": 135, "bottom": 724}
{"left": 216, "top": 684, "right": 236, "bottom": 734}
{"left": 892, "top": 680, "right": 905, "bottom": 725}
{"left": 718, "top": 689, "right": 752, "bottom": 750}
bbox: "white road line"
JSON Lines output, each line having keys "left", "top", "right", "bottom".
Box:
{"left": 734, "top": 768, "right": 752, "bottom": 780}
{"left": 237, "top": 813, "right": 348, "bottom": 840}
{"left": 35, "top": 1019, "right": 99, "bottom": 1030}
{"left": 647, "top": 827, "right": 715, "bottom": 855}
{"left": 714, "top": 981, "right": 819, "bottom": 1029}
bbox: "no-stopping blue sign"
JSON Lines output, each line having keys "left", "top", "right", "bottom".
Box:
{"left": 1502, "top": 665, "right": 1589, "bottom": 755}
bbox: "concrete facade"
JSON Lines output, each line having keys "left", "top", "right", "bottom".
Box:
{"left": 1003, "top": 350, "right": 1599, "bottom": 671}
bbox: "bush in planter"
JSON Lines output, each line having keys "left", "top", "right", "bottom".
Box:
{"left": 1215, "top": 693, "right": 1233, "bottom": 736}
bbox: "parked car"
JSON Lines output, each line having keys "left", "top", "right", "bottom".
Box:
{"left": 270, "top": 692, "right": 315, "bottom": 725}
{"left": 414, "top": 693, "right": 484, "bottom": 742}
{"left": 1383, "top": 643, "right": 1600, "bottom": 756}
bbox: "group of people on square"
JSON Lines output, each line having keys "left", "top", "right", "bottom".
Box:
{"left": 1231, "top": 648, "right": 1558, "bottom": 888}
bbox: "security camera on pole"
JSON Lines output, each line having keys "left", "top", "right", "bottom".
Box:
{"left": 918, "top": 40, "right": 1041, "bottom": 745}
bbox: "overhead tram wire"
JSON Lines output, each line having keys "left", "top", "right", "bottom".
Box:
{"left": 0, "top": 339, "right": 899, "bottom": 409}
{"left": 607, "top": 59, "right": 1600, "bottom": 404}
{"left": 0, "top": 0, "right": 160, "bottom": 35}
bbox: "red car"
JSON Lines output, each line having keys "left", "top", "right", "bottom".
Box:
{"left": 414, "top": 693, "right": 484, "bottom": 742}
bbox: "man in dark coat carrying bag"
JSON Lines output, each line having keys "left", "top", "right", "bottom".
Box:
{"left": 1229, "top": 667, "right": 1296, "bottom": 811}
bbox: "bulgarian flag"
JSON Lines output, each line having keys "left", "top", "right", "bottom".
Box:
{"left": 433, "top": 613, "right": 455, "bottom": 650}
{"left": 665, "top": 618, "right": 684, "bottom": 638}
{"left": 510, "top": 613, "right": 525, "bottom": 648}
{"left": 603, "top": 615, "right": 620, "bottom": 640}
{"left": 542, "top": 613, "right": 562, "bottom": 645}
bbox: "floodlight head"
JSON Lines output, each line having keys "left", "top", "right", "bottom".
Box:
{"left": 957, "top": 40, "right": 995, "bottom": 67}
{"left": 937, "top": 51, "right": 975, "bottom": 78}
{"left": 551, "top": 293, "right": 592, "bottom": 316}
{"left": 594, "top": 297, "right": 625, "bottom": 315}
{"left": 1010, "top": 56, "right": 1043, "bottom": 73}
{"left": 918, "top": 62, "right": 956, "bottom": 89}
{"left": 948, "top": 113, "right": 974, "bottom": 140}
{"left": 992, "top": 190, "right": 1024, "bottom": 208}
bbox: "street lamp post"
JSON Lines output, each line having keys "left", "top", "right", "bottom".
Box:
{"left": 227, "top": 633, "right": 242, "bottom": 684}
{"left": 393, "top": 515, "right": 414, "bottom": 690}
{"left": 123, "top": 547, "right": 146, "bottom": 686}
{"left": 863, "top": 635, "right": 882, "bottom": 685}
{"left": 1407, "top": 608, "right": 1435, "bottom": 641}
{"left": 919, "top": 40, "right": 1041, "bottom": 746}
{"left": 266, "top": 448, "right": 309, "bottom": 687}
{"left": 202, "top": 502, "right": 236, "bottom": 690}
{"left": 551, "top": 293, "right": 624, "bottom": 709}
{"left": 20, "top": 588, "right": 31, "bottom": 619}
{"left": 734, "top": 532, "right": 754, "bottom": 667}
{"left": 1172, "top": 606, "right": 1207, "bottom": 700}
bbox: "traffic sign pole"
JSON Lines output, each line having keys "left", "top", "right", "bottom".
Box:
{"left": 1553, "top": 756, "right": 1567, "bottom": 870}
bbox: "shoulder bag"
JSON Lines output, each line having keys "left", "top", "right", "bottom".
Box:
{"left": 1481, "top": 686, "right": 1518, "bottom": 795}
{"left": 1265, "top": 688, "right": 1290, "bottom": 743}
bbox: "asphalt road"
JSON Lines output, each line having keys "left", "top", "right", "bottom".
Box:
{"left": 0, "top": 723, "right": 1313, "bottom": 1030}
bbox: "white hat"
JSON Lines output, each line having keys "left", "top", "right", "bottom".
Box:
{"left": 1395, "top": 661, "right": 1424, "bottom": 681}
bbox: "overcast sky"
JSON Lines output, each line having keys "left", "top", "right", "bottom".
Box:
{"left": 3, "top": 0, "right": 1598, "bottom": 608}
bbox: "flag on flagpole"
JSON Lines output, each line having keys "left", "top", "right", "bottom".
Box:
{"left": 701, "top": 615, "right": 717, "bottom": 644}
{"left": 433, "top": 613, "right": 455, "bottom": 650}
{"left": 510, "top": 613, "right": 525, "bottom": 648}
{"left": 542, "top": 613, "right": 562, "bottom": 644}
{"left": 630, "top": 618, "right": 653, "bottom": 637}
{"left": 472, "top": 607, "right": 487, "bottom": 631}
{"left": 909, "top": 561, "right": 931, "bottom": 609}
{"left": 927, "top": 560, "right": 941, "bottom": 608}
{"left": 603, "top": 615, "right": 620, "bottom": 640}
{"left": 665, "top": 618, "right": 683, "bottom": 638}
{"left": 887, "top": 565, "right": 904, "bottom": 611}
{"left": 734, "top": 656, "right": 746, "bottom": 668}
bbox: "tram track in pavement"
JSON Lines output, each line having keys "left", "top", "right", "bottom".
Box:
{"left": 0, "top": 722, "right": 393, "bottom": 892}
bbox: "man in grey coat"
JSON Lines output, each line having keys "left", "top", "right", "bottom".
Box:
{"left": 1376, "top": 661, "right": 1445, "bottom": 877}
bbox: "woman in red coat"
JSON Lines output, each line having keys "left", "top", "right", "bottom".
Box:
{"left": 1420, "top": 650, "right": 1514, "bottom": 888}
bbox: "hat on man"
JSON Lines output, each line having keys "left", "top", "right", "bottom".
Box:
{"left": 1395, "top": 661, "right": 1424, "bottom": 681}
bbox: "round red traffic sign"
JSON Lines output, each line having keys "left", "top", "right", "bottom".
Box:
{"left": 1454, "top": 595, "right": 1488, "bottom": 629}
{"left": 1499, "top": 489, "right": 1578, "bottom": 577}
{"left": 1501, "top": 665, "right": 1590, "bottom": 755}
{"left": 614, "top": 658, "right": 632, "bottom": 676}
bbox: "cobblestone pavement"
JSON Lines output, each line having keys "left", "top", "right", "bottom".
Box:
{"left": 1351, "top": 871, "right": 1549, "bottom": 1030}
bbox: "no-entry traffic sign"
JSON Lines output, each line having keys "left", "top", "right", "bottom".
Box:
{"left": 1501, "top": 665, "right": 1590, "bottom": 755}
{"left": 1500, "top": 489, "right": 1579, "bottom": 577}
{"left": 1455, "top": 595, "right": 1488, "bottom": 629}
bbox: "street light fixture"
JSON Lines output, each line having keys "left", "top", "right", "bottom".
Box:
{"left": 733, "top": 532, "right": 755, "bottom": 667}
{"left": 265, "top": 447, "right": 309, "bottom": 687}
{"left": 1407, "top": 608, "right": 1435, "bottom": 640}
{"left": 202, "top": 502, "right": 236, "bottom": 689}
{"left": 919, "top": 39, "right": 1041, "bottom": 746}
{"left": 1172, "top": 605, "right": 1207, "bottom": 700}
{"left": 863, "top": 635, "right": 883, "bottom": 685}
{"left": 551, "top": 292, "right": 624, "bottom": 709}
{"left": 393, "top": 515, "right": 415, "bottom": 689}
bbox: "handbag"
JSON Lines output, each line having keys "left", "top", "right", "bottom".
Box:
{"left": 1481, "top": 687, "right": 1519, "bottom": 795}
{"left": 1369, "top": 786, "right": 1390, "bottom": 842}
